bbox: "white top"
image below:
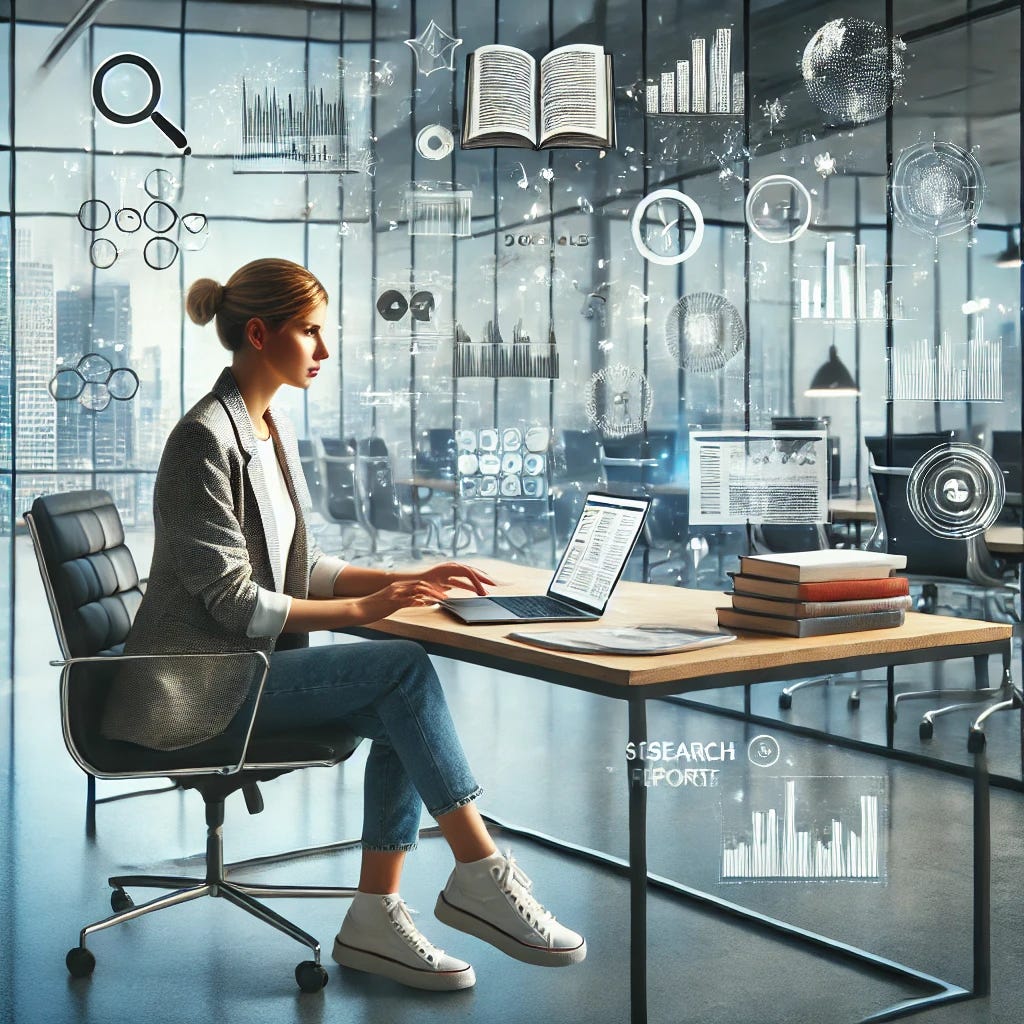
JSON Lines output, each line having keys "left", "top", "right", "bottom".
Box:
{"left": 254, "top": 434, "right": 297, "bottom": 583}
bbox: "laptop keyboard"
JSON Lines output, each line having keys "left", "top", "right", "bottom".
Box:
{"left": 490, "top": 595, "right": 579, "bottom": 618}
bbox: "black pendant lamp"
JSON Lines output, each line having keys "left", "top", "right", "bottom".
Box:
{"left": 805, "top": 345, "right": 859, "bottom": 397}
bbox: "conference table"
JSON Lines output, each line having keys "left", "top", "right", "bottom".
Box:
{"left": 346, "top": 560, "right": 1011, "bottom": 1024}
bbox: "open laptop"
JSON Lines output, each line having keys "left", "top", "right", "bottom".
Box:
{"left": 440, "top": 491, "right": 651, "bottom": 624}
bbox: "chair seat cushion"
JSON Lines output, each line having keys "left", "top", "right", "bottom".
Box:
{"left": 83, "top": 724, "right": 362, "bottom": 775}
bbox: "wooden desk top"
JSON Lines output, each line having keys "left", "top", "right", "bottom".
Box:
{"left": 351, "top": 560, "right": 1010, "bottom": 693}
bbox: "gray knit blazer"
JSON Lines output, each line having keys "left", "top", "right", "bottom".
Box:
{"left": 102, "top": 367, "right": 345, "bottom": 750}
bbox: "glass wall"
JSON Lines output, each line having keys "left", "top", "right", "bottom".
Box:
{"left": 1, "top": 0, "right": 1020, "bottom": 601}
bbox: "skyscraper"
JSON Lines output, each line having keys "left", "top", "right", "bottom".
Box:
{"left": 710, "top": 28, "right": 732, "bottom": 114}
{"left": 14, "top": 230, "right": 56, "bottom": 472}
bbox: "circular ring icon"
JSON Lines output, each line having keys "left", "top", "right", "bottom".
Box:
{"left": 745, "top": 175, "right": 812, "bottom": 244}
{"left": 144, "top": 200, "right": 178, "bottom": 234}
{"left": 78, "top": 199, "right": 111, "bottom": 231}
{"left": 630, "top": 189, "right": 705, "bottom": 266}
{"left": 89, "top": 238, "right": 118, "bottom": 270}
{"left": 907, "top": 444, "right": 1005, "bottom": 539}
{"left": 748, "top": 735, "right": 781, "bottom": 768}
{"left": 416, "top": 124, "right": 455, "bottom": 160}
{"left": 114, "top": 207, "right": 142, "bottom": 233}
{"left": 143, "top": 237, "right": 179, "bottom": 271}
{"left": 376, "top": 290, "right": 408, "bottom": 321}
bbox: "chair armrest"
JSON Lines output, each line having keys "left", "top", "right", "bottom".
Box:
{"left": 56, "top": 651, "right": 270, "bottom": 780}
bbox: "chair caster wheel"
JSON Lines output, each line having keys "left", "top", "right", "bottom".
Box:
{"left": 295, "top": 960, "right": 328, "bottom": 992}
{"left": 778, "top": 693, "right": 792, "bottom": 710}
{"left": 967, "top": 729, "right": 986, "bottom": 754}
{"left": 848, "top": 693, "right": 860, "bottom": 710}
{"left": 110, "top": 888, "right": 134, "bottom": 913}
{"left": 66, "top": 946, "right": 96, "bottom": 978}
{"left": 919, "top": 721, "right": 933, "bottom": 741}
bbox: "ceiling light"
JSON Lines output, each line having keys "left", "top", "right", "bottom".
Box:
{"left": 805, "top": 345, "right": 860, "bottom": 397}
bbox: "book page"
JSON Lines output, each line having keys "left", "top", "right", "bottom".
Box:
{"left": 467, "top": 45, "right": 537, "bottom": 144}
{"left": 538, "top": 44, "right": 607, "bottom": 145}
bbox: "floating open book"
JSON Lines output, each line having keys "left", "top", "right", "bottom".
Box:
{"left": 507, "top": 626, "right": 736, "bottom": 655}
{"left": 461, "top": 43, "right": 616, "bottom": 150}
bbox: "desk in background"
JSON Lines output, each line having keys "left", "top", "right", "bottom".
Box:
{"left": 829, "top": 499, "right": 1024, "bottom": 554}
{"left": 346, "top": 560, "right": 1010, "bottom": 1024}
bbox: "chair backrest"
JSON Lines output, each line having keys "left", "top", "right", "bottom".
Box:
{"left": 319, "top": 436, "right": 361, "bottom": 524}
{"left": 415, "top": 428, "right": 457, "bottom": 479}
{"left": 357, "top": 437, "right": 405, "bottom": 533}
{"left": 867, "top": 466, "right": 971, "bottom": 577}
{"left": 601, "top": 431, "right": 676, "bottom": 487}
{"left": 25, "top": 490, "right": 144, "bottom": 659}
{"left": 753, "top": 523, "right": 829, "bottom": 554}
{"left": 558, "top": 429, "right": 605, "bottom": 484}
{"left": 866, "top": 432, "right": 958, "bottom": 468}
{"left": 991, "top": 430, "right": 1022, "bottom": 493}
{"left": 297, "top": 438, "right": 325, "bottom": 511}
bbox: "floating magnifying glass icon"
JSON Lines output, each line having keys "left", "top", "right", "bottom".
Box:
{"left": 92, "top": 52, "right": 191, "bottom": 155}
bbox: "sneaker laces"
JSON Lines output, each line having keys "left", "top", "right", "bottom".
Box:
{"left": 382, "top": 895, "right": 446, "bottom": 965}
{"left": 492, "top": 849, "right": 556, "bottom": 944}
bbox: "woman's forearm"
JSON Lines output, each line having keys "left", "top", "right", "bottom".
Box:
{"left": 330, "top": 565, "right": 420, "bottom": 597}
{"left": 284, "top": 595, "right": 374, "bottom": 631}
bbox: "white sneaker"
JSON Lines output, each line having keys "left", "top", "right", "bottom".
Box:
{"left": 332, "top": 892, "right": 475, "bottom": 991}
{"left": 435, "top": 849, "right": 587, "bottom": 967}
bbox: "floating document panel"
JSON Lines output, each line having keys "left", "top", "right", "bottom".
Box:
{"left": 689, "top": 430, "right": 828, "bottom": 525}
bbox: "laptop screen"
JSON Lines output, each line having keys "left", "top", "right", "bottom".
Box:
{"left": 547, "top": 492, "right": 651, "bottom": 614}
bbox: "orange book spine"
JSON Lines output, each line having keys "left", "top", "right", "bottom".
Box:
{"left": 796, "top": 578, "right": 910, "bottom": 601}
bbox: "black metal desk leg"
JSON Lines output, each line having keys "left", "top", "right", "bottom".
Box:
{"left": 886, "top": 664, "right": 895, "bottom": 749}
{"left": 973, "top": 745, "right": 991, "bottom": 997}
{"left": 628, "top": 698, "right": 649, "bottom": 1024}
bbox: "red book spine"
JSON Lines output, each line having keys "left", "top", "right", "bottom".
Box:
{"left": 796, "top": 577, "right": 910, "bottom": 601}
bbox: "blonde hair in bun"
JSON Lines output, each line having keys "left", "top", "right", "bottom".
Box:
{"left": 185, "top": 259, "right": 328, "bottom": 351}
{"left": 185, "top": 278, "right": 225, "bottom": 326}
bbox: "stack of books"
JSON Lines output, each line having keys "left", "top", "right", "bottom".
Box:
{"left": 717, "top": 550, "right": 911, "bottom": 637}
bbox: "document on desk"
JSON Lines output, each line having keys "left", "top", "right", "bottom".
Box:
{"left": 507, "top": 626, "right": 736, "bottom": 655}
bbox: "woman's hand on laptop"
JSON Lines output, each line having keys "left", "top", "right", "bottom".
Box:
{"left": 417, "top": 562, "right": 495, "bottom": 596}
{"left": 354, "top": 580, "right": 452, "bottom": 622}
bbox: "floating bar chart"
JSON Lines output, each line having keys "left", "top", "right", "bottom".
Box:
{"left": 646, "top": 28, "right": 743, "bottom": 116}
{"left": 795, "top": 243, "right": 901, "bottom": 323}
{"left": 888, "top": 322, "right": 1003, "bottom": 402}
{"left": 722, "top": 777, "right": 884, "bottom": 882}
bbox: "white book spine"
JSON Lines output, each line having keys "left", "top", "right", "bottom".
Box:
{"left": 710, "top": 29, "right": 731, "bottom": 113}
{"left": 855, "top": 244, "right": 867, "bottom": 320}
{"left": 825, "top": 240, "right": 836, "bottom": 320}
{"left": 676, "top": 60, "right": 690, "bottom": 112}
{"left": 660, "top": 72, "right": 676, "bottom": 113}
{"left": 691, "top": 39, "right": 707, "bottom": 113}
{"left": 645, "top": 84, "right": 660, "bottom": 114}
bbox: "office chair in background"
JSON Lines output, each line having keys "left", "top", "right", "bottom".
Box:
{"left": 26, "top": 490, "right": 364, "bottom": 990}
{"left": 867, "top": 462, "right": 1021, "bottom": 749}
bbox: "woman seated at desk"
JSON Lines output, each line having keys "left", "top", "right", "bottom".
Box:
{"left": 102, "top": 258, "right": 585, "bottom": 992}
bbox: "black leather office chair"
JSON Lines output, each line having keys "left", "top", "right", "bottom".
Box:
{"left": 315, "top": 436, "right": 377, "bottom": 559}
{"left": 867, "top": 464, "right": 1020, "bottom": 747}
{"left": 356, "top": 436, "right": 446, "bottom": 562}
{"left": 26, "top": 490, "right": 363, "bottom": 991}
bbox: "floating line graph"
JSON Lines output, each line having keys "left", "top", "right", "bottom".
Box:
{"left": 722, "top": 777, "right": 885, "bottom": 882}
{"left": 236, "top": 75, "right": 355, "bottom": 173}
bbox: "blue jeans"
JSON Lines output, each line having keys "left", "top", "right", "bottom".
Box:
{"left": 252, "top": 639, "right": 482, "bottom": 851}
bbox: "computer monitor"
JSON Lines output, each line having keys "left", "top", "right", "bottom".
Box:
{"left": 991, "top": 430, "right": 1023, "bottom": 493}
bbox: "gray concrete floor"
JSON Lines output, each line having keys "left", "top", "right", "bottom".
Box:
{"left": 2, "top": 542, "right": 1023, "bottom": 1024}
